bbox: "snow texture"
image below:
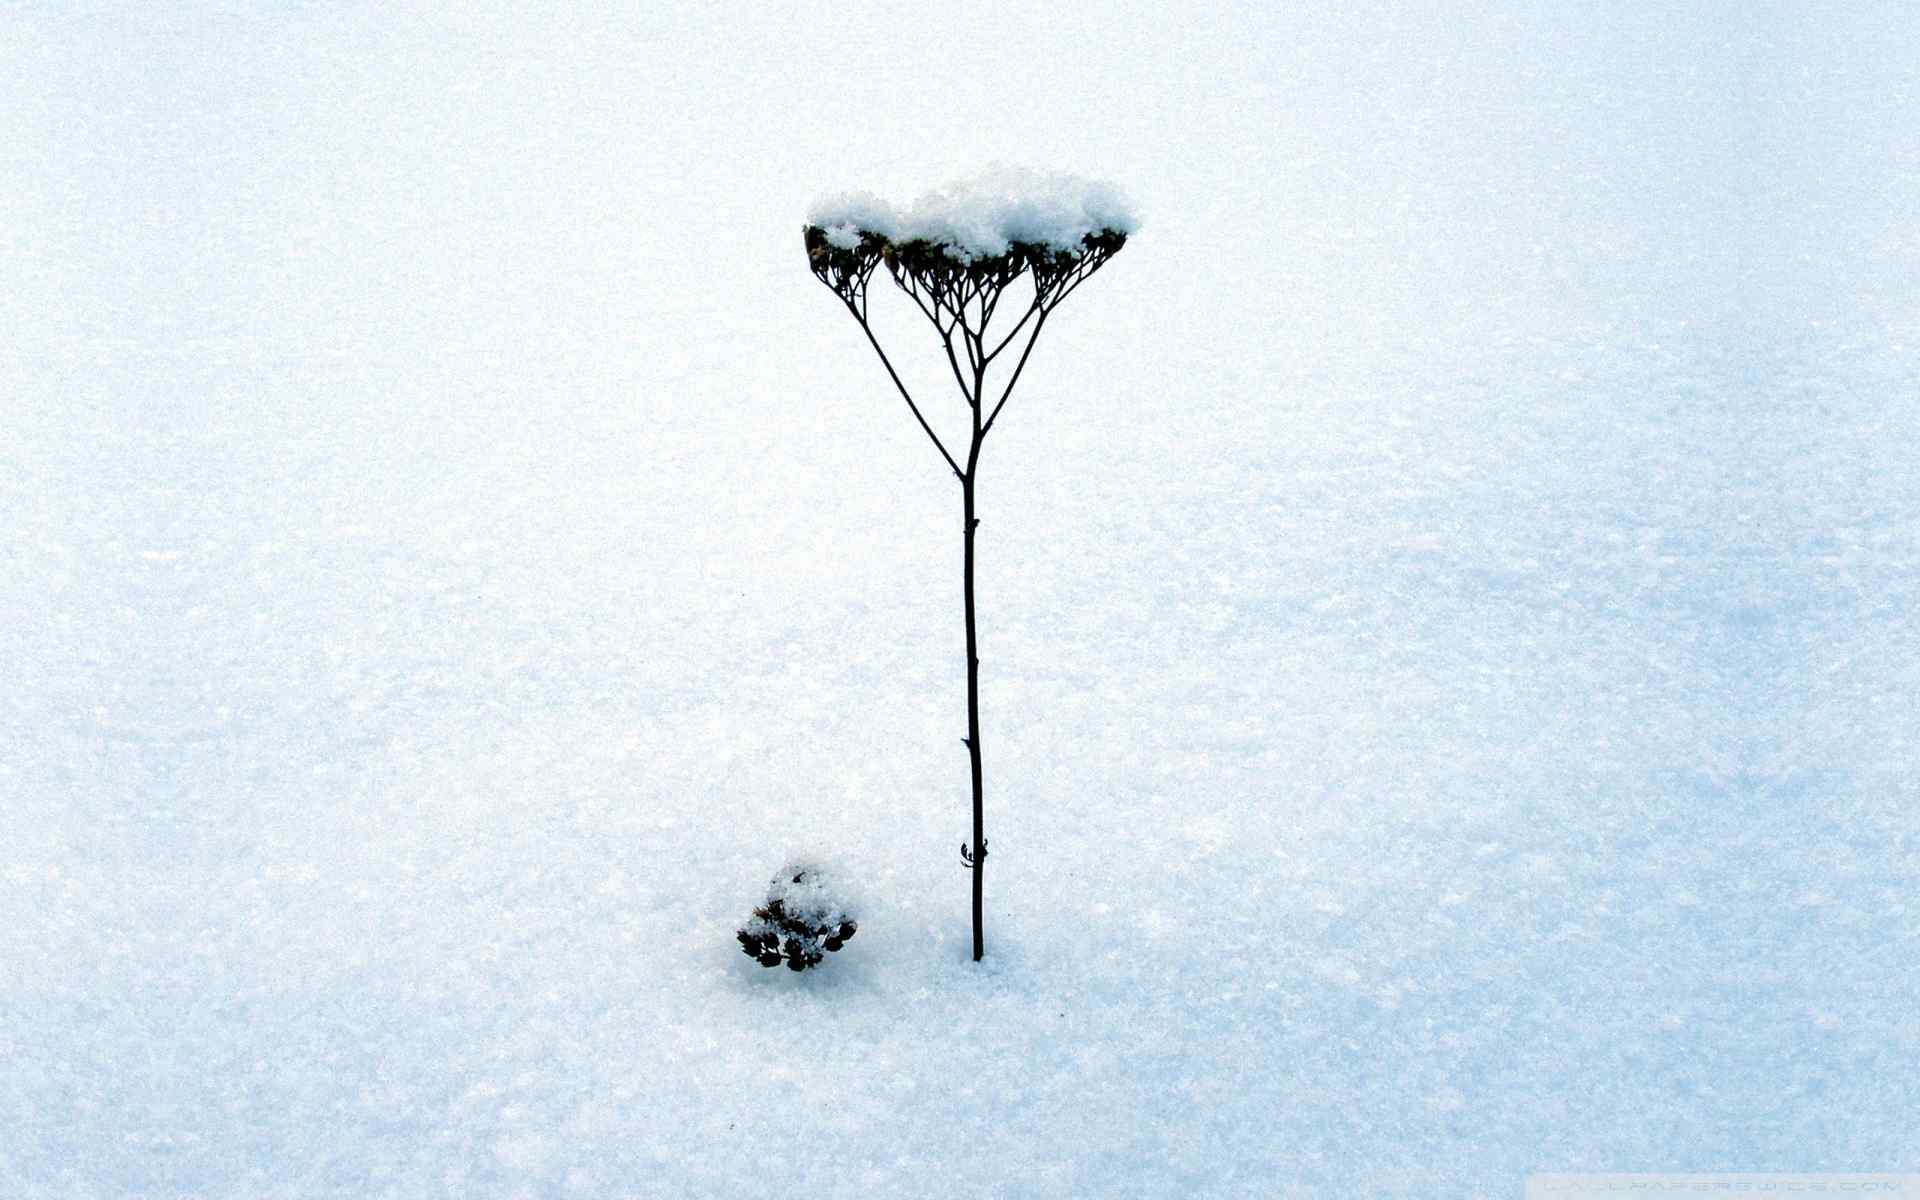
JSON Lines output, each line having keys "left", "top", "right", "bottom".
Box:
{"left": 2, "top": 4, "right": 1917, "bottom": 1198}
{"left": 809, "top": 167, "right": 1139, "bottom": 260}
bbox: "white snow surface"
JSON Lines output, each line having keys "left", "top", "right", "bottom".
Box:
{"left": 3, "top": 4, "right": 1918, "bottom": 1199}
{"left": 809, "top": 167, "right": 1139, "bottom": 259}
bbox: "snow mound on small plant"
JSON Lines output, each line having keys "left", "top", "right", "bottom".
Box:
{"left": 736, "top": 860, "right": 859, "bottom": 972}
{"left": 764, "top": 862, "right": 851, "bottom": 929}
{"left": 808, "top": 166, "right": 1139, "bottom": 261}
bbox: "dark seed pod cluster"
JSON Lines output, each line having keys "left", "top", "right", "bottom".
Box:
{"left": 736, "top": 865, "right": 856, "bottom": 972}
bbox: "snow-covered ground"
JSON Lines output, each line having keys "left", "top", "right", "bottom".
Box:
{"left": 3, "top": 5, "right": 1916, "bottom": 1197}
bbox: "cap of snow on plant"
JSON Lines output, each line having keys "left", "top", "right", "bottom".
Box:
{"left": 805, "top": 168, "right": 1136, "bottom": 304}
{"left": 809, "top": 167, "right": 1135, "bottom": 258}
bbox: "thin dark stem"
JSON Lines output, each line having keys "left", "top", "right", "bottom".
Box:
{"left": 852, "top": 310, "right": 964, "bottom": 481}
{"left": 940, "top": 331, "right": 976, "bottom": 407}
{"left": 980, "top": 274, "right": 1004, "bottom": 329}
{"left": 981, "top": 310, "right": 1049, "bottom": 437}
{"left": 962, "top": 371, "right": 986, "bottom": 962}
{"left": 900, "top": 275, "right": 941, "bottom": 329}
{"left": 984, "top": 299, "right": 1041, "bottom": 363}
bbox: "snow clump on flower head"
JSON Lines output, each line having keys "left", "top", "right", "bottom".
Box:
{"left": 764, "top": 861, "right": 851, "bottom": 929}
{"left": 808, "top": 166, "right": 1138, "bottom": 263}
{"left": 736, "top": 859, "right": 860, "bottom": 973}
{"left": 807, "top": 189, "right": 901, "bottom": 250}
